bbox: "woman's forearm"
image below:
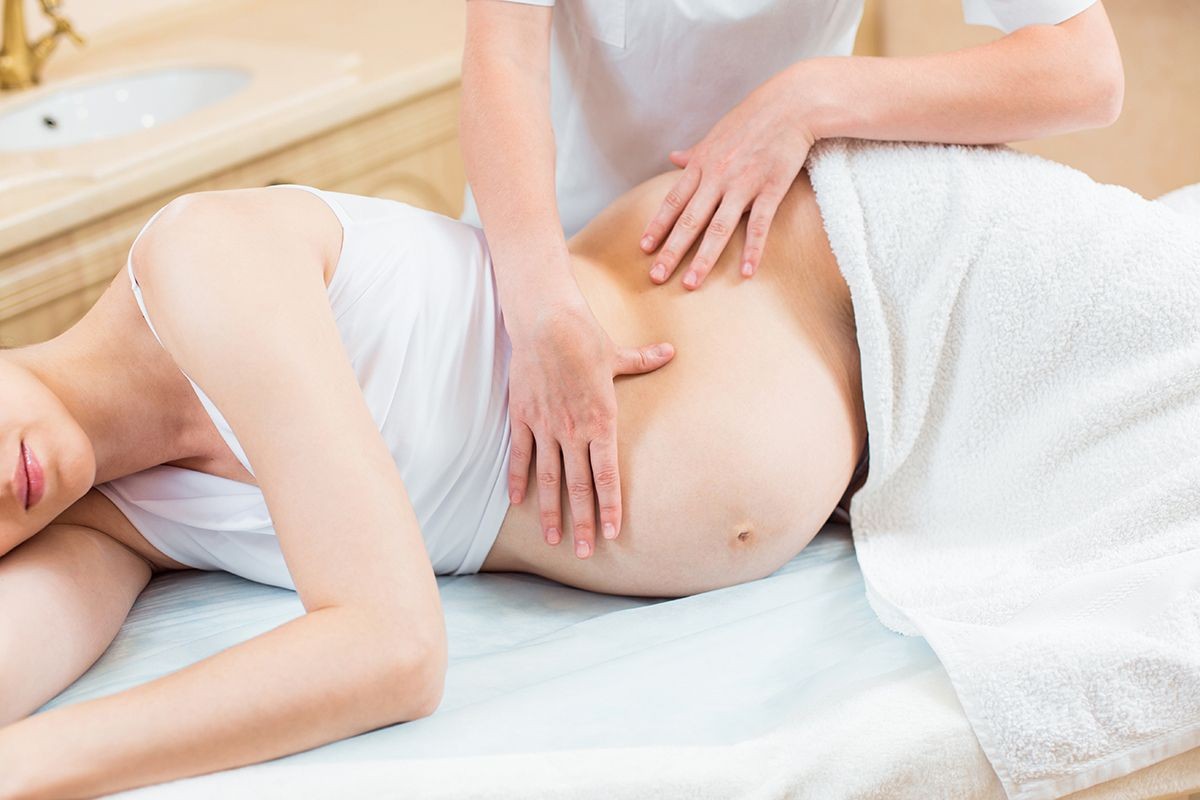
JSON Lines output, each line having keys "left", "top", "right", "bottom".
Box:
{"left": 795, "top": 6, "right": 1123, "bottom": 145}
{"left": 1, "top": 606, "right": 443, "bottom": 799}
{"left": 460, "top": 4, "right": 578, "bottom": 330}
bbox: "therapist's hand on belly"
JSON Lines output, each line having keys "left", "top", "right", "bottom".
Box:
{"left": 640, "top": 71, "right": 816, "bottom": 291}
{"left": 639, "top": 3, "right": 1124, "bottom": 291}
{"left": 460, "top": 0, "right": 677, "bottom": 560}
{"left": 505, "top": 295, "right": 674, "bottom": 559}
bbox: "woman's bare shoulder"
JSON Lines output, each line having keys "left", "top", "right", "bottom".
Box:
{"left": 131, "top": 188, "right": 343, "bottom": 296}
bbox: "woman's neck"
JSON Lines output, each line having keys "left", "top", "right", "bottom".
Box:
{"left": 10, "top": 277, "right": 209, "bottom": 485}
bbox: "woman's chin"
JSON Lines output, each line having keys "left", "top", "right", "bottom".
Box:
{"left": 38, "top": 425, "right": 98, "bottom": 528}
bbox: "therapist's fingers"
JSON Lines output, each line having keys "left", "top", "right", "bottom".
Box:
{"left": 612, "top": 341, "right": 676, "bottom": 376}
{"left": 741, "top": 189, "right": 786, "bottom": 278}
{"left": 655, "top": 185, "right": 722, "bottom": 289}
{"left": 640, "top": 167, "right": 701, "bottom": 256}
{"left": 535, "top": 437, "right": 563, "bottom": 546}
{"left": 685, "top": 193, "right": 751, "bottom": 288}
{"left": 507, "top": 421, "right": 534, "bottom": 505}
{"left": 589, "top": 435, "right": 622, "bottom": 543}
{"left": 669, "top": 149, "right": 692, "bottom": 169}
{"left": 563, "top": 447, "right": 597, "bottom": 559}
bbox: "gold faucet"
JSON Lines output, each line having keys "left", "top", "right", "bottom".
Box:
{"left": 1, "top": 0, "right": 84, "bottom": 91}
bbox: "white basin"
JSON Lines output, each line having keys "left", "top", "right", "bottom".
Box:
{"left": 0, "top": 66, "right": 251, "bottom": 153}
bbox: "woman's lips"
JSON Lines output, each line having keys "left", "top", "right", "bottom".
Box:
{"left": 13, "top": 445, "right": 27, "bottom": 509}
{"left": 19, "top": 442, "right": 44, "bottom": 510}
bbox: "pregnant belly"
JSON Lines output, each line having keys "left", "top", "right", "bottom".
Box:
{"left": 483, "top": 329, "right": 859, "bottom": 598}
{"left": 481, "top": 172, "right": 865, "bottom": 597}
{"left": 487, "top": 371, "right": 854, "bottom": 599}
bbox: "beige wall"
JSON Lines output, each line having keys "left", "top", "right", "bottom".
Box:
{"left": 855, "top": 0, "right": 1200, "bottom": 198}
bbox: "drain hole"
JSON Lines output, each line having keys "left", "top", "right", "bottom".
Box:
{"left": 42, "top": 116, "right": 58, "bottom": 129}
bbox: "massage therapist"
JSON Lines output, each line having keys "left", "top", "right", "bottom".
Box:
{"left": 459, "top": 0, "right": 1124, "bottom": 559}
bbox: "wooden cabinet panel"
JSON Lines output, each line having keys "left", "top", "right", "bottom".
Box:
{"left": 332, "top": 136, "right": 465, "bottom": 217}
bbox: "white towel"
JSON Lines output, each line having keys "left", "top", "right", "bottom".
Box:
{"left": 807, "top": 140, "right": 1200, "bottom": 800}
{"left": 1159, "top": 182, "right": 1200, "bottom": 220}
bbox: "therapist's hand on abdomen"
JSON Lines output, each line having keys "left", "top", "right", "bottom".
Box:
{"left": 460, "top": 0, "right": 674, "bottom": 560}
{"left": 639, "top": 2, "right": 1123, "bottom": 290}
{"left": 505, "top": 298, "right": 674, "bottom": 559}
{"left": 640, "top": 72, "right": 817, "bottom": 291}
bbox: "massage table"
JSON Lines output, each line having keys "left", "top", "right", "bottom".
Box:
{"left": 38, "top": 523, "right": 1197, "bottom": 800}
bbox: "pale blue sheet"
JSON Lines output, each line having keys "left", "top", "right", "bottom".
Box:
{"left": 45, "top": 525, "right": 950, "bottom": 791}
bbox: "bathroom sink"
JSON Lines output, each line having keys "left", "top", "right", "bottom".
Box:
{"left": 0, "top": 66, "right": 251, "bottom": 153}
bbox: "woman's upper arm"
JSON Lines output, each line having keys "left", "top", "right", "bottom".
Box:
{"left": 132, "top": 189, "right": 442, "bottom": 626}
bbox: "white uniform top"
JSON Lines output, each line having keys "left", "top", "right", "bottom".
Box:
{"left": 98, "top": 186, "right": 513, "bottom": 589}
{"left": 461, "top": 0, "right": 1098, "bottom": 235}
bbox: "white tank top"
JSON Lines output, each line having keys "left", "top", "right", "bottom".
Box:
{"left": 97, "top": 186, "right": 513, "bottom": 589}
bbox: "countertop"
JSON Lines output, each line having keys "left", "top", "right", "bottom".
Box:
{"left": 0, "top": 0, "right": 464, "bottom": 255}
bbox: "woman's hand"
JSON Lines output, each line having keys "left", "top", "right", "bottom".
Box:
{"left": 506, "top": 290, "right": 673, "bottom": 559}
{"left": 640, "top": 69, "right": 816, "bottom": 290}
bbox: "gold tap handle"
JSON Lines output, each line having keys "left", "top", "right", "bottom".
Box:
{"left": 55, "top": 16, "right": 86, "bottom": 46}
{"left": 38, "top": 0, "right": 86, "bottom": 46}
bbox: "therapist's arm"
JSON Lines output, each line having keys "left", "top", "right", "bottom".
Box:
{"left": 461, "top": 1, "right": 674, "bottom": 559}
{"left": 643, "top": 1, "right": 1124, "bottom": 288}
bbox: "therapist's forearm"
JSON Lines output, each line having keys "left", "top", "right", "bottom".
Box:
{"left": 794, "top": 10, "right": 1123, "bottom": 145}
{"left": 460, "top": 34, "right": 577, "bottom": 331}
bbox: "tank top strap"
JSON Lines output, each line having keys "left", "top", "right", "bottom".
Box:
{"left": 124, "top": 201, "right": 256, "bottom": 476}
{"left": 264, "top": 183, "right": 354, "bottom": 227}
{"left": 124, "top": 202, "right": 174, "bottom": 349}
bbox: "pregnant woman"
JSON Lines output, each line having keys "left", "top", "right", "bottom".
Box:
{"left": 0, "top": 140, "right": 1196, "bottom": 799}
{"left": 0, "top": 159, "right": 864, "bottom": 797}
